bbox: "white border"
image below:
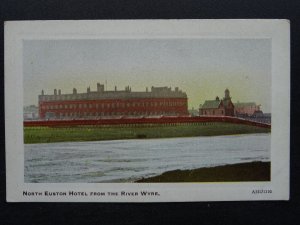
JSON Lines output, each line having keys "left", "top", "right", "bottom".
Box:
{"left": 5, "top": 20, "right": 290, "bottom": 202}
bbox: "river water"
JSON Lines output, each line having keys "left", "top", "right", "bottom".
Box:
{"left": 25, "top": 134, "right": 270, "bottom": 183}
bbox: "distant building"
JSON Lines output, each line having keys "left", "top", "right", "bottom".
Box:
{"left": 234, "top": 102, "right": 261, "bottom": 116}
{"left": 24, "top": 105, "right": 39, "bottom": 120}
{"left": 188, "top": 107, "right": 199, "bottom": 117}
{"left": 234, "top": 101, "right": 271, "bottom": 124}
{"left": 238, "top": 110, "right": 271, "bottom": 124}
{"left": 251, "top": 111, "right": 271, "bottom": 124}
{"left": 199, "top": 89, "right": 235, "bottom": 116}
{"left": 38, "top": 83, "right": 188, "bottom": 119}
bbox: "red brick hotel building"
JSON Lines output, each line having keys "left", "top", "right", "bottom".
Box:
{"left": 38, "top": 83, "right": 188, "bottom": 119}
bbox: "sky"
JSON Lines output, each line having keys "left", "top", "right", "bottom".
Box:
{"left": 23, "top": 39, "right": 271, "bottom": 112}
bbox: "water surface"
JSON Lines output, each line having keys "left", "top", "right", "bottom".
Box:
{"left": 25, "top": 134, "right": 270, "bottom": 183}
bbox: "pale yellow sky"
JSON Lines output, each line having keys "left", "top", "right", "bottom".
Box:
{"left": 24, "top": 39, "right": 271, "bottom": 112}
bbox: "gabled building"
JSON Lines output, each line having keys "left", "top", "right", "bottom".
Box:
{"left": 199, "top": 89, "right": 235, "bottom": 117}
{"left": 199, "top": 96, "right": 225, "bottom": 116}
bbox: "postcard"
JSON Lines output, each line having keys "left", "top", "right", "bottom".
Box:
{"left": 5, "top": 20, "right": 290, "bottom": 202}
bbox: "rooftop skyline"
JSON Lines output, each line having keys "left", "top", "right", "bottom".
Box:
{"left": 23, "top": 39, "right": 271, "bottom": 112}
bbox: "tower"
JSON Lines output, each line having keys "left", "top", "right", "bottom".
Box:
{"left": 97, "top": 83, "right": 104, "bottom": 92}
{"left": 224, "top": 88, "right": 231, "bottom": 100}
{"left": 223, "top": 88, "right": 234, "bottom": 116}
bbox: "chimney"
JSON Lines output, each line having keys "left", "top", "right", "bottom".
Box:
{"left": 54, "top": 89, "right": 57, "bottom": 95}
{"left": 73, "top": 88, "right": 77, "bottom": 94}
{"left": 41, "top": 90, "right": 44, "bottom": 95}
{"left": 58, "top": 89, "right": 61, "bottom": 95}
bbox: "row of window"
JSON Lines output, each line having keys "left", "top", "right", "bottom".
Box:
{"left": 203, "top": 110, "right": 224, "bottom": 115}
{"left": 42, "top": 94, "right": 84, "bottom": 101}
{"left": 42, "top": 101, "right": 186, "bottom": 110}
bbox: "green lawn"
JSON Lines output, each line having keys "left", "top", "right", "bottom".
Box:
{"left": 24, "top": 122, "right": 271, "bottom": 144}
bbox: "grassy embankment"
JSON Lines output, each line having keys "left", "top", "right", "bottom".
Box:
{"left": 136, "top": 161, "right": 271, "bottom": 182}
{"left": 24, "top": 122, "right": 270, "bottom": 144}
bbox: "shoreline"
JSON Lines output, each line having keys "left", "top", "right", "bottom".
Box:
{"left": 136, "top": 161, "right": 271, "bottom": 183}
{"left": 25, "top": 132, "right": 270, "bottom": 146}
{"left": 24, "top": 122, "right": 271, "bottom": 144}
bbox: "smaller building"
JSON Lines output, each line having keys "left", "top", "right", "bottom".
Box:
{"left": 24, "top": 105, "right": 39, "bottom": 120}
{"left": 199, "top": 96, "right": 225, "bottom": 116}
{"left": 199, "top": 89, "right": 235, "bottom": 117}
